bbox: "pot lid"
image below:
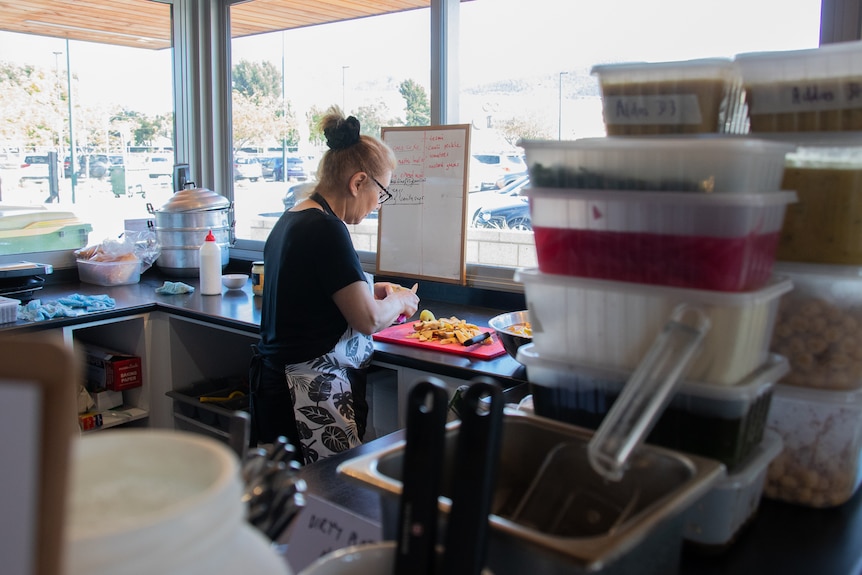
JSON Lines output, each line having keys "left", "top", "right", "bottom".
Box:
{"left": 157, "top": 183, "right": 230, "bottom": 212}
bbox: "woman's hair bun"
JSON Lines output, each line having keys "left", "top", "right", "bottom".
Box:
{"left": 324, "top": 115, "right": 361, "bottom": 150}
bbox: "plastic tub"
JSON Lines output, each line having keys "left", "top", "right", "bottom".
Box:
{"left": 515, "top": 268, "right": 792, "bottom": 385}
{"left": 518, "top": 344, "right": 786, "bottom": 469}
{"left": 519, "top": 137, "right": 794, "bottom": 193}
{"left": 770, "top": 262, "right": 862, "bottom": 391}
{"left": 63, "top": 430, "right": 291, "bottom": 575}
{"left": 777, "top": 142, "right": 862, "bottom": 265}
{"left": 683, "top": 429, "right": 783, "bottom": 547}
{"left": 735, "top": 41, "right": 862, "bottom": 132}
{"left": 764, "top": 384, "right": 862, "bottom": 508}
{"left": 0, "top": 295, "right": 17, "bottom": 324}
{"left": 525, "top": 187, "right": 796, "bottom": 291}
{"left": 590, "top": 58, "right": 747, "bottom": 135}
{"left": 77, "top": 258, "right": 142, "bottom": 286}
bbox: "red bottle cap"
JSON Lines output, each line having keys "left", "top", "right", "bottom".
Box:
{"left": 205, "top": 230, "right": 215, "bottom": 242}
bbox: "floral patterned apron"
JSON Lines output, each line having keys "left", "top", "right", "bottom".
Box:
{"left": 285, "top": 274, "right": 375, "bottom": 463}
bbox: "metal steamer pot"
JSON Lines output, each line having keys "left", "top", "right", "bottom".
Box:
{"left": 147, "top": 183, "right": 233, "bottom": 277}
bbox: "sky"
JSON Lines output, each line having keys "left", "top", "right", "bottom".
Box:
{"left": 0, "top": 0, "right": 822, "bottom": 118}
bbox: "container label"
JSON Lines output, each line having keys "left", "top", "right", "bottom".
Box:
{"left": 602, "top": 94, "right": 703, "bottom": 125}
{"left": 748, "top": 79, "right": 862, "bottom": 114}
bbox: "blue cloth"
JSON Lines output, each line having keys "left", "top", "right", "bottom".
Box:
{"left": 155, "top": 281, "right": 195, "bottom": 295}
{"left": 18, "top": 293, "right": 116, "bottom": 322}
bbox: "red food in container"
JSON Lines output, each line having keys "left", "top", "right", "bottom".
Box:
{"left": 525, "top": 187, "right": 796, "bottom": 292}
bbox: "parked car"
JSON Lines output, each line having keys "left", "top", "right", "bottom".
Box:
{"left": 260, "top": 156, "right": 277, "bottom": 179}
{"left": 265, "top": 156, "right": 309, "bottom": 182}
{"left": 19, "top": 154, "right": 53, "bottom": 182}
{"left": 282, "top": 181, "right": 316, "bottom": 210}
{"left": 469, "top": 152, "right": 527, "bottom": 192}
{"left": 234, "top": 156, "right": 262, "bottom": 182}
{"left": 470, "top": 175, "right": 531, "bottom": 230}
{"left": 148, "top": 155, "right": 173, "bottom": 179}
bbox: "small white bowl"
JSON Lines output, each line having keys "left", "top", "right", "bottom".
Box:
{"left": 221, "top": 274, "right": 249, "bottom": 290}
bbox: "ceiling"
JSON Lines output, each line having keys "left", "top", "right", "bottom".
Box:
{"left": 0, "top": 0, "right": 431, "bottom": 51}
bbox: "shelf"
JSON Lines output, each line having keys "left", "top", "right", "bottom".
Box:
{"left": 81, "top": 406, "right": 148, "bottom": 433}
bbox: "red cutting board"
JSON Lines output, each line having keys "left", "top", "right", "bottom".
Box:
{"left": 373, "top": 322, "right": 506, "bottom": 360}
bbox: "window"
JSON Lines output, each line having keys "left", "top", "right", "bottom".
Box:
{"left": 225, "top": 0, "right": 823, "bottom": 278}
{"left": 229, "top": 7, "right": 431, "bottom": 249}
{"left": 0, "top": 0, "right": 840, "bottom": 284}
{"left": 0, "top": 4, "right": 173, "bottom": 262}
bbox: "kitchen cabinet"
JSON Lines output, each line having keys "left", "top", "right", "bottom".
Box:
{"left": 157, "top": 314, "right": 258, "bottom": 452}
{"left": 61, "top": 314, "right": 151, "bottom": 431}
{"left": 369, "top": 361, "right": 474, "bottom": 430}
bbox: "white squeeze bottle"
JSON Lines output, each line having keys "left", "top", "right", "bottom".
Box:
{"left": 199, "top": 229, "right": 222, "bottom": 295}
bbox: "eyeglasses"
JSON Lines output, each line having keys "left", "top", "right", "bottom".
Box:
{"left": 371, "top": 175, "right": 393, "bottom": 205}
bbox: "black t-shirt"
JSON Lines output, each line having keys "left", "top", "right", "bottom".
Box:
{"left": 257, "top": 207, "right": 367, "bottom": 364}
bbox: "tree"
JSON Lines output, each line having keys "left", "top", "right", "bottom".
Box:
{"left": 232, "top": 60, "right": 282, "bottom": 101}
{"left": 499, "top": 114, "right": 553, "bottom": 145}
{"left": 306, "top": 105, "right": 327, "bottom": 147}
{"left": 354, "top": 103, "right": 398, "bottom": 138}
{"left": 399, "top": 79, "right": 430, "bottom": 126}
{"left": 231, "top": 59, "right": 298, "bottom": 150}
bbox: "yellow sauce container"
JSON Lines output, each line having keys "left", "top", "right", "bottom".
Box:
{"left": 251, "top": 261, "right": 264, "bottom": 296}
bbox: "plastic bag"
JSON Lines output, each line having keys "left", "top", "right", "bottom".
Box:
{"left": 122, "top": 229, "right": 161, "bottom": 273}
{"left": 74, "top": 229, "right": 161, "bottom": 274}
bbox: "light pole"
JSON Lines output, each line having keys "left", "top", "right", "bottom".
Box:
{"left": 342, "top": 65, "right": 349, "bottom": 112}
{"left": 558, "top": 71, "right": 568, "bottom": 140}
{"left": 53, "top": 51, "right": 63, "bottom": 151}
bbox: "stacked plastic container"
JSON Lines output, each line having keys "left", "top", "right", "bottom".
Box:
{"left": 733, "top": 41, "right": 862, "bottom": 510}
{"left": 511, "top": 57, "right": 808, "bottom": 549}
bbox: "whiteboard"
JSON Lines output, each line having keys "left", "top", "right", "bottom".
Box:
{"left": 377, "top": 124, "right": 471, "bottom": 284}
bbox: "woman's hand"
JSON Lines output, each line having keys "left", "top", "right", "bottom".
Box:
{"left": 336, "top": 281, "right": 420, "bottom": 335}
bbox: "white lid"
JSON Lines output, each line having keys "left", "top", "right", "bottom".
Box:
{"left": 517, "top": 343, "right": 787, "bottom": 402}
{"left": 514, "top": 268, "right": 793, "bottom": 307}
{"left": 774, "top": 381, "right": 862, "bottom": 406}
{"left": 518, "top": 135, "right": 796, "bottom": 155}
{"left": 522, "top": 187, "right": 798, "bottom": 208}
{"left": 591, "top": 58, "right": 734, "bottom": 82}
{"left": 735, "top": 40, "right": 862, "bottom": 82}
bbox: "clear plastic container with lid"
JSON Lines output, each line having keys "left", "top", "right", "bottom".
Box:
{"left": 591, "top": 58, "right": 747, "bottom": 135}
{"left": 765, "top": 383, "right": 862, "bottom": 508}
{"left": 776, "top": 137, "right": 862, "bottom": 265}
{"left": 770, "top": 261, "right": 862, "bottom": 391}
{"left": 519, "top": 136, "right": 794, "bottom": 193}
{"left": 524, "top": 186, "right": 796, "bottom": 292}
{"left": 735, "top": 41, "right": 862, "bottom": 132}
{"left": 515, "top": 268, "right": 792, "bottom": 385}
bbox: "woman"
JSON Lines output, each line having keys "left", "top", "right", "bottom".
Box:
{"left": 251, "top": 108, "right": 419, "bottom": 464}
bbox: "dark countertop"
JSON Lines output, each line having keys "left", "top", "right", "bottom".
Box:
{"left": 4, "top": 269, "right": 862, "bottom": 574}
{"left": 2, "top": 271, "right": 528, "bottom": 385}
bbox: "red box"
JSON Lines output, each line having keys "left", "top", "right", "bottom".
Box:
{"left": 83, "top": 344, "right": 142, "bottom": 392}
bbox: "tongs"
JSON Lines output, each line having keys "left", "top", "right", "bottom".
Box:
{"left": 241, "top": 436, "right": 307, "bottom": 541}
{"left": 587, "top": 303, "right": 710, "bottom": 481}
{"left": 393, "top": 377, "right": 504, "bottom": 575}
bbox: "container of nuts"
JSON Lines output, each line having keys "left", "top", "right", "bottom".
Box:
{"left": 764, "top": 383, "right": 862, "bottom": 508}
{"left": 770, "top": 262, "right": 862, "bottom": 391}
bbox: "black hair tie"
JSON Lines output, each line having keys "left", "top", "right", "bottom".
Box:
{"left": 325, "top": 116, "right": 361, "bottom": 150}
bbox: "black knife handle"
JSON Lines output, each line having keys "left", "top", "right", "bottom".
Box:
{"left": 441, "top": 378, "right": 505, "bottom": 575}
{"left": 462, "top": 331, "right": 492, "bottom": 346}
{"left": 394, "top": 378, "right": 449, "bottom": 575}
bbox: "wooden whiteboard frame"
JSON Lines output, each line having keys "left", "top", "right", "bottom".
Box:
{"left": 0, "top": 334, "right": 78, "bottom": 575}
{"left": 377, "top": 124, "right": 471, "bottom": 285}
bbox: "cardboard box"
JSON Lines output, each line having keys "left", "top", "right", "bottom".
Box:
{"left": 91, "top": 389, "right": 124, "bottom": 411}
{"left": 83, "top": 344, "right": 142, "bottom": 392}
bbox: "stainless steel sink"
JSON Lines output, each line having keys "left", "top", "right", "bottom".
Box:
{"left": 337, "top": 411, "right": 724, "bottom": 575}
